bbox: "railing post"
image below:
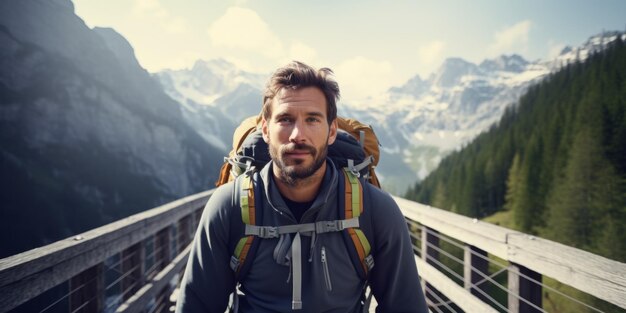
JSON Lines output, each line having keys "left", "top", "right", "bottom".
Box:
{"left": 156, "top": 227, "right": 171, "bottom": 271}
{"left": 421, "top": 226, "right": 439, "bottom": 263}
{"left": 178, "top": 215, "right": 192, "bottom": 252}
{"left": 464, "top": 245, "right": 489, "bottom": 302}
{"left": 69, "top": 263, "right": 103, "bottom": 313}
{"left": 121, "top": 242, "right": 145, "bottom": 301}
{"left": 508, "top": 263, "right": 542, "bottom": 313}
{"left": 421, "top": 226, "right": 440, "bottom": 305}
{"left": 178, "top": 213, "right": 195, "bottom": 252}
{"left": 193, "top": 208, "right": 203, "bottom": 231}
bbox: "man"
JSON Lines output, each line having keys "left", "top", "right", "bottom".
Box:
{"left": 176, "top": 61, "right": 428, "bottom": 312}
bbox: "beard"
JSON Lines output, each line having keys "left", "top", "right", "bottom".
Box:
{"left": 269, "top": 141, "right": 328, "bottom": 187}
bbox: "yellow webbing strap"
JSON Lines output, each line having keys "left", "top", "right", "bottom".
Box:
{"left": 233, "top": 175, "right": 256, "bottom": 273}
{"left": 342, "top": 169, "right": 371, "bottom": 273}
{"left": 240, "top": 176, "right": 255, "bottom": 224}
{"left": 345, "top": 169, "right": 363, "bottom": 217}
{"left": 354, "top": 229, "right": 371, "bottom": 255}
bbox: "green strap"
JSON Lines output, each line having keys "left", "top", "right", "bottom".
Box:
{"left": 233, "top": 175, "right": 254, "bottom": 271}
{"left": 344, "top": 167, "right": 373, "bottom": 273}
{"left": 233, "top": 237, "right": 248, "bottom": 258}
{"left": 354, "top": 229, "right": 371, "bottom": 256}
{"left": 345, "top": 169, "right": 361, "bottom": 218}
{"left": 240, "top": 176, "right": 252, "bottom": 225}
{"left": 240, "top": 196, "right": 250, "bottom": 225}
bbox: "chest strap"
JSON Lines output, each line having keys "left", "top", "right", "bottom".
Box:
{"left": 231, "top": 168, "right": 373, "bottom": 311}
{"left": 245, "top": 217, "right": 360, "bottom": 310}
{"left": 244, "top": 217, "right": 360, "bottom": 238}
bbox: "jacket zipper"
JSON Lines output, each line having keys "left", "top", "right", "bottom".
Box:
{"left": 321, "top": 246, "right": 332, "bottom": 291}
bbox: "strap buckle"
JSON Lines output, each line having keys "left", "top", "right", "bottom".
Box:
{"left": 364, "top": 254, "right": 375, "bottom": 270}
{"left": 315, "top": 220, "right": 348, "bottom": 233}
{"left": 260, "top": 226, "right": 278, "bottom": 238}
{"left": 230, "top": 256, "right": 240, "bottom": 271}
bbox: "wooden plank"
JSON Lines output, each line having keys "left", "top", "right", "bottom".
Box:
{"left": 116, "top": 244, "right": 191, "bottom": 313}
{"left": 0, "top": 190, "right": 212, "bottom": 312}
{"left": 396, "top": 196, "right": 626, "bottom": 310}
{"left": 507, "top": 233, "right": 626, "bottom": 309}
{"left": 394, "top": 197, "right": 513, "bottom": 258}
{"left": 415, "top": 256, "right": 499, "bottom": 313}
{"left": 0, "top": 190, "right": 210, "bottom": 283}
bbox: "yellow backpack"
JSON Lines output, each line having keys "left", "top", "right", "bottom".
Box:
{"left": 216, "top": 115, "right": 381, "bottom": 188}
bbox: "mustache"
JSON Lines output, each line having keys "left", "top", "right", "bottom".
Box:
{"left": 281, "top": 143, "right": 316, "bottom": 154}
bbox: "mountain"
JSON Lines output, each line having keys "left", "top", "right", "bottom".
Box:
{"left": 155, "top": 59, "right": 266, "bottom": 151}
{"left": 405, "top": 36, "right": 626, "bottom": 265}
{"left": 337, "top": 53, "right": 549, "bottom": 192}
{"left": 0, "top": 0, "right": 225, "bottom": 257}
{"left": 338, "top": 31, "right": 625, "bottom": 192}
{"left": 154, "top": 31, "right": 626, "bottom": 194}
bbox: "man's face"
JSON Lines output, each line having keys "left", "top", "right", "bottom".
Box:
{"left": 262, "top": 86, "right": 337, "bottom": 185}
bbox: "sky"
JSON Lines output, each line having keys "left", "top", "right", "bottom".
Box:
{"left": 73, "top": 0, "right": 626, "bottom": 102}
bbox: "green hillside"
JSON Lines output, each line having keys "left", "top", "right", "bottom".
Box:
{"left": 406, "top": 36, "right": 626, "bottom": 262}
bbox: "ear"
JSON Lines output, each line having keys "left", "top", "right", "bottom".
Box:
{"left": 327, "top": 119, "right": 338, "bottom": 145}
{"left": 261, "top": 118, "right": 270, "bottom": 143}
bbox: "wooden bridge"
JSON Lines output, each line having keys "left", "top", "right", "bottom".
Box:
{"left": 1, "top": 190, "right": 625, "bottom": 313}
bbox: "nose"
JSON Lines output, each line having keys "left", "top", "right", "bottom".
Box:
{"left": 289, "top": 120, "right": 306, "bottom": 144}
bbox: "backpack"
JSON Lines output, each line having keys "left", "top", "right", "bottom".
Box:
{"left": 216, "top": 115, "right": 381, "bottom": 187}
{"left": 220, "top": 115, "right": 380, "bottom": 311}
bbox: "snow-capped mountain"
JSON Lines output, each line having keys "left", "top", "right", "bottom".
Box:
{"left": 156, "top": 31, "right": 625, "bottom": 194}
{"left": 334, "top": 54, "right": 548, "bottom": 192}
{"left": 157, "top": 59, "right": 265, "bottom": 107}
{"left": 544, "top": 30, "right": 626, "bottom": 71}
{"left": 337, "top": 31, "right": 625, "bottom": 192}
{"left": 155, "top": 60, "right": 265, "bottom": 150}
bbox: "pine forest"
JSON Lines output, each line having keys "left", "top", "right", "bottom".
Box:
{"left": 405, "top": 37, "right": 626, "bottom": 263}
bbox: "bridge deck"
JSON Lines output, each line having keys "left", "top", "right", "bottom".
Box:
{"left": 0, "top": 190, "right": 624, "bottom": 313}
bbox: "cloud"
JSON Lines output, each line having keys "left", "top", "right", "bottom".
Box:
{"left": 164, "top": 51, "right": 206, "bottom": 71}
{"left": 487, "top": 20, "right": 532, "bottom": 56}
{"left": 164, "top": 16, "right": 188, "bottom": 34}
{"left": 417, "top": 41, "right": 446, "bottom": 76}
{"left": 547, "top": 40, "right": 566, "bottom": 59}
{"left": 132, "top": 0, "right": 188, "bottom": 34}
{"left": 133, "top": 0, "right": 167, "bottom": 18}
{"left": 207, "top": 7, "right": 284, "bottom": 58}
{"left": 287, "top": 42, "right": 318, "bottom": 65}
{"left": 334, "top": 57, "right": 394, "bottom": 101}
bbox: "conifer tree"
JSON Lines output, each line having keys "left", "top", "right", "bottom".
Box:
{"left": 504, "top": 153, "right": 522, "bottom": 213}
{"left": 544, "top": 126, "right": 620, "bottom": 249}
{"left": 431, "top": 181, "right": 448, "bottom": 211}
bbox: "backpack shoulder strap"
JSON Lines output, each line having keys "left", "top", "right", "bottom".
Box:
{"left": 339, "top": 168, "right": 374, "bottom": 279}
{"left": 230, "top": 172, "right": 263, "bottom": 280}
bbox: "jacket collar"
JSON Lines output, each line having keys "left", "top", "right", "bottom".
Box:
{"left": 260, "top": 159, "right": 339, "bottom": 223}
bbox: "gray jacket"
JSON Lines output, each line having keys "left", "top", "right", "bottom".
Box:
{"left": 176, "top": 160, "right": 428, "bottom": 312}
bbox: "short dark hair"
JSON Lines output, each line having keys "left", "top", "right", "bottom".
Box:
{"left": 262, "top": 61, "right": 339, "bottom": 124}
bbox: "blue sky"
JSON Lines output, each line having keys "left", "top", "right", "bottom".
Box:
{"left": 74, "top": 0, "right": 626, "bottom": 101}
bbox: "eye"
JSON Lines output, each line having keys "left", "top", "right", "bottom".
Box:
{"left": 306, "top": 116, "right": 321, "bottom": 123}
{"left": 276, "top": 116, "right": 293, "bottom": 123}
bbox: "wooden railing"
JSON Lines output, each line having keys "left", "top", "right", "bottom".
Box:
{"left": 1, "top": 190, "right": 625, "bottom": 313}
{"left": 0, "top": 190, "right": 211, "bottom": 313}
{"left": 394, "top": 196, "right": 626, "bottom": 312}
